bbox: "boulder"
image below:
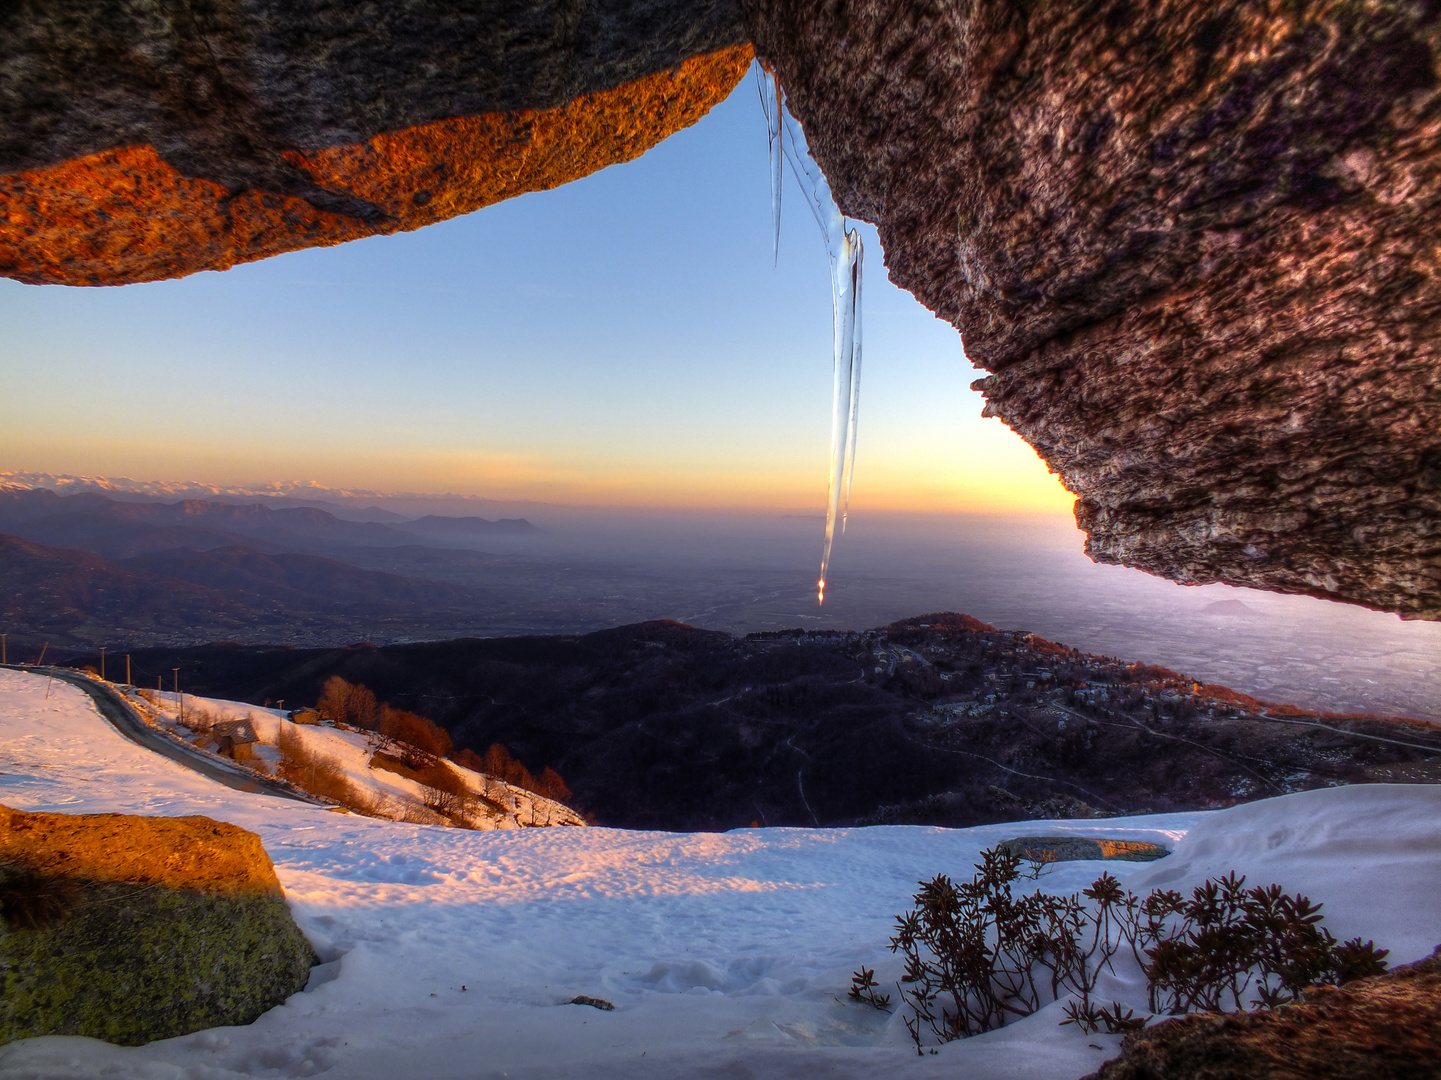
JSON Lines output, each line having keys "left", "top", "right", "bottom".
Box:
{"left": 999, "top": 835, "right": 1170, "bottom": 863}
{"left": 1084, "top": 947, "right": 1441, "bottom": 1080}
{"left": 0, "top": 804, "right": 315, "bottom": 1046}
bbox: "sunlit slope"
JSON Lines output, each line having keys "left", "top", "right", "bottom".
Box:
{"left": 124, "top": 687, "right": 583, "bottom": 830}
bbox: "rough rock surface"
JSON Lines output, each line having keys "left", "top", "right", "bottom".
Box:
{"left": 1083, "top": 947, "right": 1441, "bottom": 1080}
{"left": 998, "top": 836, "right": 1170, "bottom": 863}
{"left": 0, "top": 0, "right": 749, "bottom": 284}
{"left": 744, "top": 0, "right": 1441, "bottom": 619}
{"left": 0, "top": 804, "right": 314, "bottom": 1046}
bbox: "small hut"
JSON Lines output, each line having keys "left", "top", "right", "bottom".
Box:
{"left": 210, "top": 718, "right": 260, "bottom": 761}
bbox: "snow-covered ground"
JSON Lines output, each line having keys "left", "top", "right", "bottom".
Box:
{"left": 129, "top": 688, "right": 583, "bottom": 829}
{"left": 0, "top": 668, "right": 1436, "bottom": 1080}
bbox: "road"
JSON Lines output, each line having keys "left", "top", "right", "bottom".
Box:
{"left": 4, "top": 664, "right": 327, "bottom": 805}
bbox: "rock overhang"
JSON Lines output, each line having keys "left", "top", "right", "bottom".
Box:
{"left": 0, "top": 0, "right": 753, "bottom": 284}
{"left": 743, "top": 0, "right": 1441, "bottom": 620}
{"left": 3, "top": 0, "right": 1438, "bottom": 621}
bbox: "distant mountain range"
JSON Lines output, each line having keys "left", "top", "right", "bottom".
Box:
{"left": 0, "top": 472, "right": 543, "bottom": 521}
{"left": 0, "top": 532, "right": 499, "bottom": 649}
{"left": 0, "top": 487, "right": 536, "bottom": 558}
{"left": 0, "top": 485, "right": 547, "bottom": 648}
{"left": 398, "top": 515, "right": 538, "bottom": 541}
{"left": 2, "top": 471, "right": 409, "bottom": 503}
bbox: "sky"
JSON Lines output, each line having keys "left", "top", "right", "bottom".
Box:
{"left": 0, "top": 65, "right": 1072, "bottom": 516}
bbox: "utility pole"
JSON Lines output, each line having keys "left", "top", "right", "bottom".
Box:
{"left": 99, "top": 646, "right": 106, "bottom": 681}
{"left": 126, "top": 654, "right": 132, "bottom": 686}
{"left": 2, "top": 633, "right": 7, "bottom": 665}
{"left": 172, "top": 668, "right": 182, "bottom": 723}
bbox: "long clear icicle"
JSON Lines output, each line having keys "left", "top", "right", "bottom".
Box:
{"left": 756, "top": 66, "right": 783, "bottom": 264}
{"left": 775, "top": 99, "right": 863, "bottom": 605}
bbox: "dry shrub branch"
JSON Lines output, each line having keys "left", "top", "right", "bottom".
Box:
{"left": 317, "top": 676, "right": 452, "bottom": 768}
{"left": 453, "top": 744, "right": 572, "bottom": 804}
{"left": 276, "top": 723, "right": 373, "bottom": 814}
{"left": 314, "top": 677, "right": 574, "bottom": 813}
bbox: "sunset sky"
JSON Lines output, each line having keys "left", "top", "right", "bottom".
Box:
{"left": 1, "top": 68, "right": 1073, "bottom": 516}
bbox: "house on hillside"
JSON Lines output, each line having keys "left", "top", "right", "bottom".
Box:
{"left": 210, "top": 718, "right": 259, "bottom": 761}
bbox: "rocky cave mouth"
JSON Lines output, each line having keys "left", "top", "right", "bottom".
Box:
{"left": 2, "top": 0, "right": 1437, "bottom": 620}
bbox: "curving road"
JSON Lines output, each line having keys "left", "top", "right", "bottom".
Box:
{"left": 5, "top": 664, "right": 327, "bottom": 805}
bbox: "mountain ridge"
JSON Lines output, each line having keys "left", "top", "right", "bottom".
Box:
{"left": 62, "top": 614, "right": 1441, "bottom": 831}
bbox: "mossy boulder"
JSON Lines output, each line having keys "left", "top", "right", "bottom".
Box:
{"left": 0, "top": 805, "right": 315, "bottom": 1046}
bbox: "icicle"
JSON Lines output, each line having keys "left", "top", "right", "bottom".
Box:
{"left": 777, "top": 102, "right": 863, "bottom": 605}
{"left": 841, "top": 242, "right": 862, "bottom": 534}
{"left": 756, "top": 65, "right": 783, "bottom": 265}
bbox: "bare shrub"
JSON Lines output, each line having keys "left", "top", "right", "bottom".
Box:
{"left": 453, "top": 744, "right": 574, "bottom": 807}
{"left": 317, "top": 676, "right": 380, "bottom": 730}
{"left": 183, "top": 703, "right": 215, "bottom": 737}
{"left": 372, "top": 751, "right": 475, "bottom": 822}
{"left": 379, "top": 705, "right": 452, "bottom": 767}
{"left": 277, "top": 724, "right": 369, "bottom": 811}
{"left": 421, "top": 785, "right": 465, "bottom": 818}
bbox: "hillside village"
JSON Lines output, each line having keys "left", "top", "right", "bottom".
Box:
{"left": 76, "top": 613, "right": 1441, "bottom": 832}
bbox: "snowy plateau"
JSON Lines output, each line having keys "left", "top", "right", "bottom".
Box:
{"left": 0, "top": 668, "right": 1437, "bottom": 1080}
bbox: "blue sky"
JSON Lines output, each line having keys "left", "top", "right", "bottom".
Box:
{"left": 0, "top": 66, "right": 1070, "bottom": 514}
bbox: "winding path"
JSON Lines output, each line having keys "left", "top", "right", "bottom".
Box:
{"left": 4, "top": 664, "right": 326, "bottom": 805}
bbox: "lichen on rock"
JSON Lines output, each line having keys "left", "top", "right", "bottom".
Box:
{"left": 0, "top": 805, "right": 315, "bottom": 1046}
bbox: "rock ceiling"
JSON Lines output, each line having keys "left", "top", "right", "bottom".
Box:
{"left": 2, "top": 0, "right": 1437, "bottom": 619}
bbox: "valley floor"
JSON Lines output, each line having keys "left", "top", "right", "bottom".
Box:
{"left": 0, "top": 669, "right": 1436, "bottom": 1080}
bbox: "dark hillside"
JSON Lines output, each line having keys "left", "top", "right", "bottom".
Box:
{"left": 0, "top": 534, "right": 278, "bottom": 645}
{"left": 75, "top": 614, "right": 1441, "bottom": 831}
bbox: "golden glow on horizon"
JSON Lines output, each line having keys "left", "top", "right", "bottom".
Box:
{"left": 0, "top": 431, "right": 1075, "bottom": 512}
{"left": 1, "top": 393, "right": 1075, "bottom": 513}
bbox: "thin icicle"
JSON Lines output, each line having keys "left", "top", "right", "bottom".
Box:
{"left": 777, "top": 104, "right": 863, "bottom": 604}
{"left": 841, "top": 243, "right": 862, "bottom": 534}
{"left": 756, "top": 65, "right": 783, "bottom": 265}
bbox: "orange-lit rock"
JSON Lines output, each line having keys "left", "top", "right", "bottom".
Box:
{"left": 0, "top": 46, "right": 751, "bottom": 287}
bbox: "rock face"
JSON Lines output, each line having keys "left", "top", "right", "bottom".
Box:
{"left": 1084, "top": 947, "right": 1441, "bottom": 1080}
{"left": 5, "top": 0, "right": 1438, "bottom": 620}
{"left": 743, "top": 0, "right": 1441, "bottom": 619}
{"left": 998, "top": 836, "right": 1170, "bottom": 863}
{"left": 0, "top": 804, "right": 315, "bottom": 1045}
{"left": 0, "top": 0, "right": 750, "bottom": 284}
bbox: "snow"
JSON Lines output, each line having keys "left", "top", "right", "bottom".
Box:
{"left": 0, "top": 668, "right": 1436, "bottom": 1080}
{"left": 129, "top": 688, "right": 582, "bottom": 829}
